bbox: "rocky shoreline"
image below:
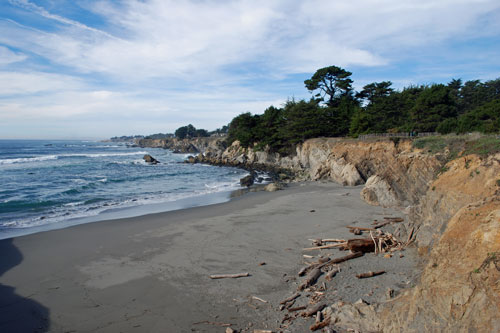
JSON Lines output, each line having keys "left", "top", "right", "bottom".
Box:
{"left": 136, "top": 135, "right": 500, "bottom": 332}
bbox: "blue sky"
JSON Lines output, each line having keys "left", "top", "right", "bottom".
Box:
{"left": 0, "top": 0, "right": 499, "bottom": 139}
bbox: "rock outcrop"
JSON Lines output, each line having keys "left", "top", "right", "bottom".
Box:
{"left": 239, "top": 174, "right": 254, "bottom": 187}
{"left": 325, "top": 153, "right": 500, "bottom": 332}
{"left": 136, "top": 137, "right": 226, "bottom": 154}
{"left": 143, "top": 154, "right": 159, "bottom": 164}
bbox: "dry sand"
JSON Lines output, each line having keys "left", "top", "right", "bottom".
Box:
{"left": 0, "top": 182, "right": 418, "bottom": 332}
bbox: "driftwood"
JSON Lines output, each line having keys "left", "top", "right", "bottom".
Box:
{"left": 347, "top": 226, "right": 376, "bottom": 231}
{"left": 325, "top": 267, "right": 339, "bottom": 281}
{"left": 321, "top": 238, "right": 346, "bottom": 243}
{"left": 372, "top": 220, "right": 392, "bottom": 229}
{"left": 288, "top": 305, "right": 307, "bottom": 312}
{"left": 328, "top": 252, "right": 363, "bottom": 265}
{"left": 303, "top": 303, "right": 326, "bottom": 317}
{"left": 280, "top": 292, "right": 300, "bottom": 305}
{"left": 356, "top": 270, "right": 386, "bottom": 279}
{"left": 193, "top": 320, "right": 232, "bottom": 327}
{"left": 209, "top": 272, "right": 249, "bottom": 279}
{"left": 298, "top": 266, "right": 308, "bottom": 276}
{"left": 303, "top": 243, "right": 346, "bottom": 251}
{"left": 310, "top": 317, "right": 331, "bottom": 331}
{"left": 384, "top": 217, "right": 404, "bottom": 222}
{"left": 315, "top": 311, "right": 322, "bottom": 324}
{"left": 406, "top": 226, "right": 415, "bottom": 245}
{"left": 347, "top": 238, "right": 376, "bottom": 253}
{"left": 285, "top": 299, "right": 296, "bottom": 309}
{"left": 298, "top": 267, "right": 322, "bottom": 290}
{"left": 251, "top": 296, "right": 268, "bottom": 303}
{"left": 299, "top": 256, "right": 331, "bottom": 277}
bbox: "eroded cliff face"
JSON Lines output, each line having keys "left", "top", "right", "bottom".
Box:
{"left": 192, "top": 138, "right": 444, "bottom": 208}
{"left": 139, "top": 136, "right": 500, "bottom": 330}
{"left": 136, "top": 137, "right": 227, "bottom": 154}
{"left": 374, "top": 153, "right": 500, "bottom": 332}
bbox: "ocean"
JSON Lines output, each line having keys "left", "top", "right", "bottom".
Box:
{"left": 0, "top": 140, "right": 250, "bottom": 239}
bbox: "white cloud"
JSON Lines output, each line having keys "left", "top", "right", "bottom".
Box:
{"left": 0, "top": 46, "right": 27, "bottom": 66}
{"left": 3, "top": 0, "right": 499, "bottom": 79}
{"left": 0, "top": 71, "right": 84, "bottom": 95}
{"left": 0, "top": 0, "right": 499, "bottom": 138}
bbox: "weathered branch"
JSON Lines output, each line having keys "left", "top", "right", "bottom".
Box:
{"left": 210, "top": 272, "right": 250, "bottom": 279}
{"left": 298, "top": 267, "right": 322, "bottom": 290}
{"left": 356, "top": 270, "right": 386, "bottom": 279}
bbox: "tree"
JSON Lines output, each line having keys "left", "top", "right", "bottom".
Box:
{"left": 410, "top": 84, "right": 457, "bottom": 132}
{"left": 279, "top": 99, "right": 325, "bottom": 151}
{"left": 356, "top": 81, "right": 394, "bottom": 105}
{"left": 304, "top": 66, "right": 353, "bottom": 107}
{"left": 457, "top": 99, "right": 500, "bottom": 133}
{"left": 195, "top": 129, "right": 209, "bottom": 137}
{"left": 175, "top": 124, "right": 194, "bottom": 139}
{"left": 226, "top": 112, "right": 260, "bottom": 147}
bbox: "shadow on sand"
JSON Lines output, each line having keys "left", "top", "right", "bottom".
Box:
{"left": 0, "top": 238, "right": 50, "bottom": 332}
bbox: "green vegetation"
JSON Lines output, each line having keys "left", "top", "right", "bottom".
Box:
{"left": 464, "top": 136, "right": 500, "bottom": 157}
{"left": 174, "top": 124, "right": 209, "bottom": 139}
{"left": 413, "top": 137, "right": 450, "bottom": 153}
{"left": 225, "top": 65, "right": 499, "bottom": 155}
{"left": 172, "top": 124, "right": 228, "bottom": 139}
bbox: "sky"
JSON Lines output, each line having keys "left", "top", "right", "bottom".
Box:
{"left": 0, "top": 0, "right": 499, "bottom": 139}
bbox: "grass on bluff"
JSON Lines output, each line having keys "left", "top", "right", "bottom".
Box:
{"left": 412, "top": 134, "right": 500, "bottom": 159}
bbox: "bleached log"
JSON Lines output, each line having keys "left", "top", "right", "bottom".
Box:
{"left": 210, "top": 272, "right": 249, "bottom": 279}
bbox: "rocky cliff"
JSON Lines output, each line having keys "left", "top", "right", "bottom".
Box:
{"left": 139, "top": 135, "right": 500, "bottom": 331}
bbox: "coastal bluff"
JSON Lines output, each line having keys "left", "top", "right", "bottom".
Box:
{"left": 137, "top": 136, "right": 500, "bottom": 331}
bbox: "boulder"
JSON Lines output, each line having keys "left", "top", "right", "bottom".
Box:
{"left": 143, "top": 154, "right": 160, "bottom": 164}
{"left": 360, "top": 175, "right": 398, "bottom": 207}
{"left": 185, "top": 155, "right": 196, "bottom": 164}
{"left": 240, "top": 174, "right": 254, "bottom": 187}
{"left": 264, "top": 182, "right": 283, "bottom": 192}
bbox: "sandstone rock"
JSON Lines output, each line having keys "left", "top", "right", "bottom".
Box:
{"left": 264, "top": 182, "right": 283, "bottom": 192}
{"left": 143, "top": 154, "right": 159, "bottom": 164}
{"left": 323, "top": 300, "right": 382, "bottom": 332}
{"left": 378, "top": 198, "right": 500, "bottom": 332}
{"left": 360, "top": 175, "right": 398, "bottom": 207}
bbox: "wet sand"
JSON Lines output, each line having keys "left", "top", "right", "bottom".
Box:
{"left": 0, "top": 182, "right": 417, "bottom": 332}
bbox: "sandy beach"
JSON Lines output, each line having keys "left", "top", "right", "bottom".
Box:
{"left": 0, "top": 182, "right": 418, "bottom": 332}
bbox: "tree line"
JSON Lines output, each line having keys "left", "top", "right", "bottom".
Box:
{"left": 226, "top": 66, "right": 500, "bottom": 154}
{"left": 144, "top": 124, "right": 228, "bottom": 140}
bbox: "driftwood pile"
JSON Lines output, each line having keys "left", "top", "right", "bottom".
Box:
{"left": 205, "top": 216, "right": 412, "bottom": 332}
{"left": 278, "top": 216, "right": 411, "bottom": 331}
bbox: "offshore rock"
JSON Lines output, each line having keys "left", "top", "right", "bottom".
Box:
{"left": 240, "top": 174, "right": 254, "bottom": 187}
{"left": 143, "top": 154, "right": 159, "bottom": 164}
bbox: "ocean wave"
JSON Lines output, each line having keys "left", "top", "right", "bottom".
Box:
{"left": 60, "top": 151, "right": 149, "bottom": 158}
{"left": 0, "top": 155, "right": 58, "bottom": 165}
{"left": 0, "top": 151, "right": 149, "bottom": 165}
